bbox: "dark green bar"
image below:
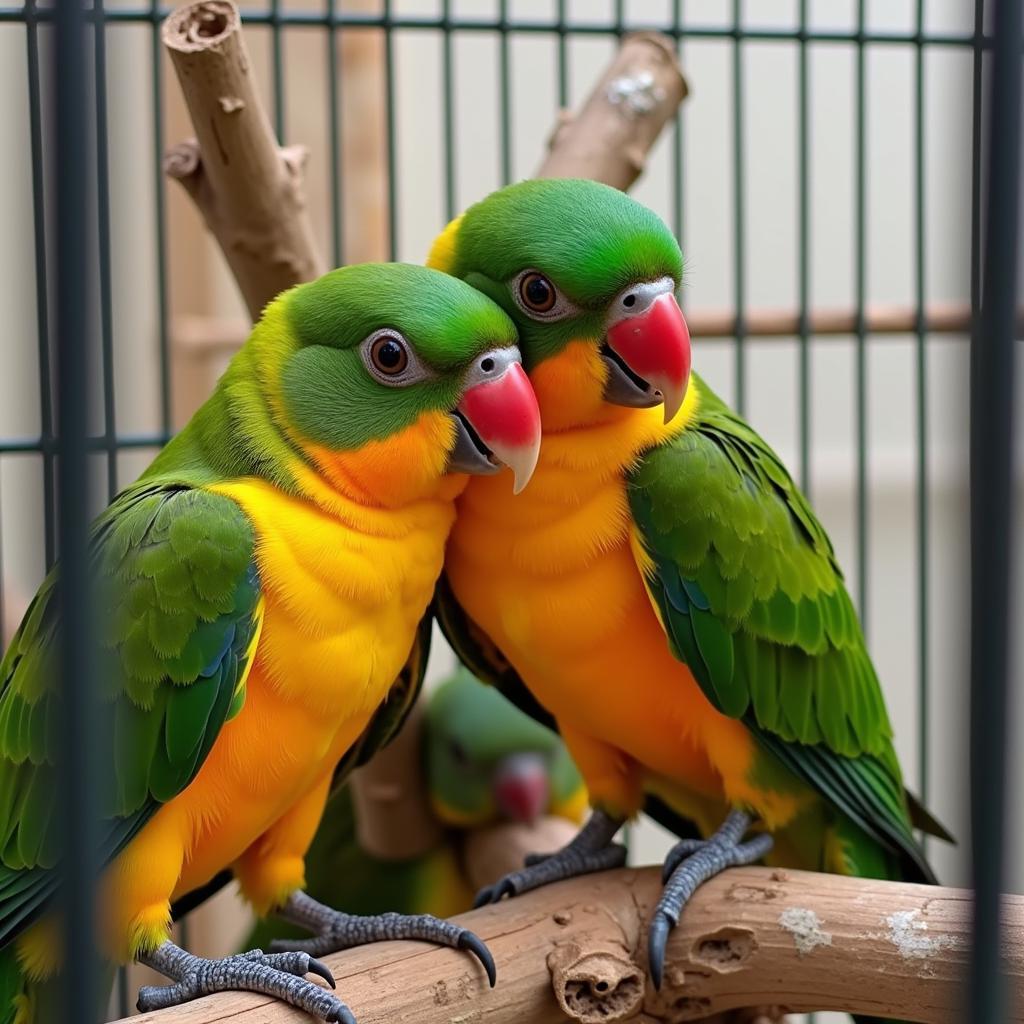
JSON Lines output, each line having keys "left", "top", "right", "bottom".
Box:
{"left": 327, "top": 0, "right": 343, "bottom": 267}
{"left": 556, "top": 0, "right": 567, "bottom": 107}
{"left": 968, "top": 0, "right": 1021, "bottom": 1018}
{"left": 671, "top": 0, "right": 684, "bottom": 246}
{"left": 854, "top": 0, "right": 868, "bottom": 627}
{"left": 270, "top": 0, "right": 284, "bottom": 140}
{"left": 914, "top": 0, "right": 930, "bottom": 832}
{"left": 152, "top": 0, "right": 171, "bottom": 440}
{"left": 384, "top": 0, "right": 397, "bottom": 260}
{"left": 442, "top": 0, "right": 456, "bottom": 221}
{"left": 732, "top": 0, "right": 745, "bottom": 414}
{"left": 498, "top": 0, "right": 512, "bottom": 185}
{"left": 25, "top": 0, "right": 56, "bottom": 568}
{"left": 94, "top": 0, "right": 119, "bottom": 498}
{"left": 797, "top": 0, "right": 810, "bottom": 498}
{"left": 0, "top": 5, "right": 1003, "bottom": 44}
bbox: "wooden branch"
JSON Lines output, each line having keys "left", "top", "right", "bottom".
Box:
{"left": 537, "top": 33, "right": 688, "bottom": 188}
{"left": 123, "top": 867, "right": 1024, "bottom": 1024}
{"left": 348, "top": 702, "right": 443, "bottom": 862}
{"left": 162, "top": 0, "right": 325, "bottom": 320}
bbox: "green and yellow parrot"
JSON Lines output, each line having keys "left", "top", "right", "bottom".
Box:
{"left": 0, "top": 263, "right": 544, "bottom": 1024}
{"left": 426, "top": 179, "right": 952, "bottom": 996}
{"left": 245, "top": 668, "right": 586, "bottom": 949}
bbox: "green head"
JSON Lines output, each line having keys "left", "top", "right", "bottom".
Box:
{"left": 424, "top": 669, "right": 584, "bottom": 827}
{"left": 221, "top": 263, "right": 542, "bottom": 498}
{"left": 428, "top": 180, "right": 692, "bottom": 423}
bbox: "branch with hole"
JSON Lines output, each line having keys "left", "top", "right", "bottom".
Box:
{"left": 120, "top": 866, "right": 1024, "bottom": 1024}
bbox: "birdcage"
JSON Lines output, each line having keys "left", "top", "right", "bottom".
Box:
{"left": 0, "top": 1, "right": 1020, "bottom": 1022}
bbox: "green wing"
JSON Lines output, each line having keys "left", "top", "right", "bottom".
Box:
{"left": 0, "top": 481, "right": 261, "bottom": 948}
{"left": 627, "top": 377, "right": 940, "bottom": 881}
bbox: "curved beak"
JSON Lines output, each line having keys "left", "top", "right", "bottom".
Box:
{"left": 493, "top": 752, "right": 549, "bottom": 824}
{"left": 602, "top": 284, "right": 692, "bottom": 423}
{"left": 447, "top": 347, "right": 541, "bottom": 494}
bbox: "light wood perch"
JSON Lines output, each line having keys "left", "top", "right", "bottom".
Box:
{"left": 122, "top": 867, "right": 1024, "bottom": 1024}
{"left": 537, "top": 33, "right": 687, "bottom": 188}
{"left": 162, "top": 0, "right": 325, "bottom": 320}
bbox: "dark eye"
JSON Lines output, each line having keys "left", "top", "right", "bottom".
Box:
{"left": 370, "top": 335, "right": 409, "bottom": 375}
{"left": 519, "top": 272, "right": 557, "bottom": 313}
{"left": 450, "top": 741, "right": 470, "bottom": 768}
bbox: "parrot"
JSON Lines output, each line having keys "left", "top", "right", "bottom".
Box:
{"left": 244, "top": 667, "right": 586, "bottom": 950}
{"left": 0, "top": 262, "right": 544, "bottom": 1024}
{"left": 424, "top": 179, "right": 952, "bottom": 1005}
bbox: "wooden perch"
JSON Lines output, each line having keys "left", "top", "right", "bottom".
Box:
{"left": 162, "top": 0, "right": 325, "bottom": 320}
{"left": 124, "top": 867, "right": 1024, "bottom": 1024}
{"left": 537, "top": 33, "right": 688, "bottom": 189}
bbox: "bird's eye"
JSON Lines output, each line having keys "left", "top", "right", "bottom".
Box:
{"left": 519, "top": 272, "right": 557, "bottom": 313}
{"left": 450, "top": 741, "right": 470, "bottom": 768}
{"left": 369, "top": 335, "right": 409, "bottom": 375}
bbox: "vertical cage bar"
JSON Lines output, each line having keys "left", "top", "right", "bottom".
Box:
{"left": 26, "top": 0, "right": 56, "bottom": 568}
{"left": 556, "top": 0, "right": 567, "bottom": 109}
{"left": 383, "top": 0, "right": 397, "bottom": 259}
{"left": 271, "top": 0, "right": 285, "bottom": 141}
{"left": 327, "top": 0, "right": 343, "bottom": 267}
{"left": 670, "top": 0, "right": 684, "bottom": 249}
{"left": 970, "top": 1, "right": 984, "bottom": 321}
{"left": 913, "top": 0, "right": 929, "bottom": 824}
{"left": 854, "top": 0, "right": 868, "bottom": 625}
{"left": 94, "top": 0, "right": 118, "bottom": 499}
{"left": 441, "top": 0, "right": 455, "bottom": 221}
{"left": 797, "top": 0, "right": 810, "bottom": 496}
{"left": 731, "top": 0, "right": 745, "bottom": 414}
{"left": 498, "top": 0, "right": 512, "bottom": 185}
{"left": 54, "top": 0, "right": 100, "bottom": 1017}
{"left": 968, "top": 0, "right": 1021, "bottom": 1019}
{"left": 152, "top": 0, "right": 171, "bottom": 438}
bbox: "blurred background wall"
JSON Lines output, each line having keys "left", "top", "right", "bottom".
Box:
{"left": 0, "top": 1, "right": 1018, "bottom": 1018}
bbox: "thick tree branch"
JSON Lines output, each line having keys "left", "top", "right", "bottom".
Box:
{"left": 537, "top": 33, "right": 687, "bottom": 188}
{"left": 162, "top": 0, "right": 325, "bottom": 319}
{"left": 123, "top": 867, "right": 1024, "bottom": 1024}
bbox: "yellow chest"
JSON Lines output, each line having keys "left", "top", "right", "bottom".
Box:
{"left": 214, "top": 477, "right": 453, "bottom": 721}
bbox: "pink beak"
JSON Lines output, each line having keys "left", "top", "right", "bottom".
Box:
{"left": 605, "top": 292, "right": 692, "bottom": 423}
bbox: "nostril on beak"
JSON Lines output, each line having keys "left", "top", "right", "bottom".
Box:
{"left": 623, "top": 294, "right": 637, "bottom": 308}
{"left": 480, "top": 357, "right": 495, "bottom": 373}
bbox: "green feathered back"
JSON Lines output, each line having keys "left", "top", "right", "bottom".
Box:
{"left": 628, "top": 375, "right": 935, "bottom": 882}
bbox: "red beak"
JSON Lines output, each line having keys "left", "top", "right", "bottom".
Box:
{"left": 493, "top": 753, "right": 549, "bottom": 824}
{"left": 605, "top": 292, "right": 692, "bottom": 423}
{"left": 457, "top": 360, "right": 541, "bottom": 494}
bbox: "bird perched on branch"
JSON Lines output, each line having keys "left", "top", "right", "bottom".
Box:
{"left": 0, "top": 264, "right": 542, "bottom": 1024}
{"left": 245, "top": 668, "right": 586, "bottom": 950}
{"left": 427, "top": 179, "right": 951, "bottom": 1009}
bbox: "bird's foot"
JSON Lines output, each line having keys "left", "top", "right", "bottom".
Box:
{"left": 648, "top": 810, "right": 773, "bottom": 989}
{"left": 474, "top": 809, "right": 627, "bottom": 907}
{"left": 269, "top": 890, "right": 496, "bottom": 987}
{"left": 137, "top": 941, "right": 353, "bottom": 1023}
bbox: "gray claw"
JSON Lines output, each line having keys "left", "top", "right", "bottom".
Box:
{"left": 306, "top": 957, "right": 337, "bottom": 989}
{"left": 458, "top": 931, "right": 497, "bottom": 988}
{"left": 648, "top": 911, "right": 672, "bottom": 990}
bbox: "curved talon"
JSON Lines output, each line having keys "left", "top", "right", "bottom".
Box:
{"left": 458, "top": 931, "right": 497, "bottom": 987}
{"left": 305, "top": 957, "right": 337, "bottom": 989}
{"left": 647, "top": 911, "right": 672, "bottom": 990}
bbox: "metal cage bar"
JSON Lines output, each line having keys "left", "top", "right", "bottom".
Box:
{"left": 968, "top": 0, "right": 1021, "bottom": 1020}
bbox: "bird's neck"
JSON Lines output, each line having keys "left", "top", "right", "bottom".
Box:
{"left": 529, "top": 339, "right": 699, "bottom": 470}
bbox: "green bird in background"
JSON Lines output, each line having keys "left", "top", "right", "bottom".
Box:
{"left": 246, "top": 668, "right": 586, "bottom": 949}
